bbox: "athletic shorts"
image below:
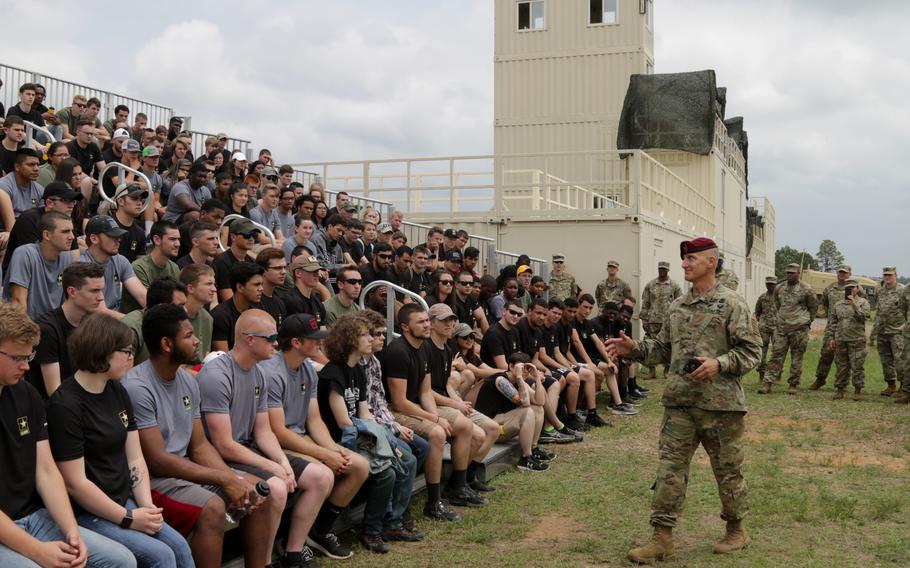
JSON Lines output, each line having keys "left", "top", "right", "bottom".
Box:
{"left": 393, "top": 406, "right": 463, "bottom": 439}
{"left": 547, "top": 366, "right": 571, "bottom": 379}
{"left": 151, "top": 470, "right": 250, "bottom": 536}
{"left": 493, "top": 407, "right": 529, "bottom": 438}
{"left": 228, "top": 445, "right": 309, "bottom": 482}
{"left": 526, "top": 376, "right": 558, "bottom": 390}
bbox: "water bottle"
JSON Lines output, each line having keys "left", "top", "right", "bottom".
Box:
{"left": 225, "top": 480, "right": 271, "bottom": 524}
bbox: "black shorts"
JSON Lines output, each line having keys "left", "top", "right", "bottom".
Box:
{"left": 547, "top": 366, "right": 571, "bottom": 379}
{"left": 230, "top": 446, "right": 309, "bottom": 481}
{"left": 526, "top": 376, "right": 558, "bottom": 390}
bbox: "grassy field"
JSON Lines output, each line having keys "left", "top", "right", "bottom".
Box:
{"left": 324, "top": 338, "right": 910, "bottom": 567}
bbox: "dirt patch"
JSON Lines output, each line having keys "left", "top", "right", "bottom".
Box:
{"left": 521, "top": 513, "right": 584, "bottom": 546}
{"left": 796, "top": 449, "right": 907, "bottom": 473}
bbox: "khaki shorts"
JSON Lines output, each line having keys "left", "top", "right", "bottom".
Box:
{"left": 393, "top": 406, "right": 463, "bottom": 439}
{"left": 493, "top": 407, "right": 530, "bottom": 439}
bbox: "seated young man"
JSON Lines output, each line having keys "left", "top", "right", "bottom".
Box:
{"left": 474, "top": 353, "right": 552, "bottom": 472}
{"left": 423, "top": 304, "right": 500, "bottom": 493}
{"left": 123, "top": 304, "right": 274, "bottom": 568}
{"left": 0, "top": 303, "right": 135, "bottom": 568}
{"left": 591, "top": 302, "right": 646, "bottom": 409}
{"left": 451, "top": 323, "right": 498, "bottom": 403}
{"left": 264, "top": 313, "right": 371, "bottom": 560}
{"left": 198, "top": 309, "right": 334, "bottom": 568}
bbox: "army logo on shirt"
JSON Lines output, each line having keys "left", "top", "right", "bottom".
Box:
{"left": 118, "top": 410, "right": 129, "bottom": 428}
{"left": 254, "top": 385, "right": 261, "bottom": 399}
{"left": 511, "top": 340, "right": 518, "bottom": 351}
{"left": 182, "top": 395, "right": 191, "bottom": 411}
{"left": 17, "top": 416, "right": 30, "bottom": 436}
{"left": 300, "top": 383, "right": 307, "bottom": 394}
{"left": 131, "top": 241, "right": 138, "bottom": 252}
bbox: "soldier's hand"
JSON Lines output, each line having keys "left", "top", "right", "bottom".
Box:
{"left": 689, "top": 356, "right": 719, "bottom": 381}
{"left": 606, "top": 331, "right": 635, "bottom": 360}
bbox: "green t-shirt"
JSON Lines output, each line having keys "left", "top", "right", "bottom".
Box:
{"left": 122, "top": 309, "right": 150, "bottom": 364}
{"left": 120, "top": 253, "right": 181, "bottom": 314}
{"left": 189, "top": 308, "right": 213, "bottom": 363}
{"left": 324, "top": 296, "right": 361, "bottom": 327}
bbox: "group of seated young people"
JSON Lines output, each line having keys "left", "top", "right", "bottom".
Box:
{"left": 0, "top": 92, "right": 652, "bottom": 567}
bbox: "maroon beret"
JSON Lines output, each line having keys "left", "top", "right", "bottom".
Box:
{"left": 680, "top": 237, "right": 717, "bottom": 259}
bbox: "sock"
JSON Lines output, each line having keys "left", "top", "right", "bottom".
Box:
{"left": 311, "top": 501, "right": 343, "bottom": 536}
{"left": 451, "top": 469, "right": 467, "bottom": 489}
{"left": 543, "top": 425, "right": 555, "bottom": 433}
{"left": 428, "top": 483, "right": 441, "bottom": 503}
{"left": 629, "top": 377, "right": 640, "bottom": 392}
{"left": 467, "top": 461, "right": 483, "bottom": 483}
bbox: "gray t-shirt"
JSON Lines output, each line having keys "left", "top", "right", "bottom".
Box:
{"left": 198, "top": 352, "right": 267, "bottom": 445}
{"left": 123, "top": 360, "right": 200, "bottom": 458}
{"left": 248, "top": 205, "right": 281, "bottom": 236}
{"left": 263, "top": 353, "right": 318, "bottom": 436}
{"left": 164, "top": 180, "right": 212, "bottom": 222}
{"left": 76, "top": 249, "right": 136, "bottom": 310}
{"left": 277, "top": 211, "right": 295, "bottom": 242}
{"left": 0, "top": 172, "right": 44, "bottom": 217}
{"left": 5, "top": 243, "right": 73, "bottom": 320}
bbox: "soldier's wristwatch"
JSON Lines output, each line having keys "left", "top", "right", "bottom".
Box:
{"left": 119, "top": 509, "right": 133, "bottom": 529}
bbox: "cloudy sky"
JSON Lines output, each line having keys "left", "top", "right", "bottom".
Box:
{"left": 2, "top": 1, "right": 906, "bottom": 275}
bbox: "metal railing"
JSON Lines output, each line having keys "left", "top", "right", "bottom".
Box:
{"left": 187, "top": 131, "right": 251, "bottom": 164}
{"left": 399, "top": 220, "right": 497, "bottom": 274}
{"left": 713, "top": 116, "right": 746, "bottom": 186}
{"left": 291, "top": 169, "right": 322, "bottom": 192}
{"left": 359, "top": 280, "right": 428, "bottom": 343}
{"left": 97, "top": 163, "right": 154, "bottom": 214}
{"left": 24, "top": 120, "right": 55, "bottom": 148}
{"left": 490, "top": 250, "right": 550, "bottom": 290}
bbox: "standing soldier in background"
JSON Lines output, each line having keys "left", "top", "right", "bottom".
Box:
{"left": 809, "top": 266, "right": 851, "bottom": 390}
{"left": 715, "top": 252, "right": 739, "bottom": 291}
{"left": 754, "top": 276, "right": 779, "bottom": 383}
{"left": 607, "top": 237, "right": 761, "bottom": 563}
{"left": 548, "top": 254, "right": 579, "bottom": 302}
{"left": 824, "top": 280, "right": 871, "bottom": 400}
{"left": 897, "top": 283, "right": 910, "bottom": 404}
{"left": 639, "top": 261, "right": 682, "bottom": 379}
{"left": 595, "top": 260, "right": 633, "bottom": 310}
{"left": 874, "top": 266, "right": 906, "bottom": 397}
{"left": 758, "top": 263, "right": 818, "bottom": 395}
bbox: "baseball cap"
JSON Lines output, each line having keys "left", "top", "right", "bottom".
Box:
{"left": 679, "top": 237, "right": 717, "bottom": 258}
{"left": 658, "top": 261, "right": 670, "bottom": 269}
{"left": 216, "top": 132, "right": 228, "bottom": 140}
{"left": 785, "top": 263, "right": 800, "bottom": 273}
{"left": 377, "top": 223, "right": 394, "bottom": 234}
{"left": 517, "top": 264, "right": 532, "bottom": 275}
{"left": 765, "top": 276, "right": 777, "bottom": 284}
{"left": 42, "top": 181, "right": 82, "bottom": 202}
{"left": 553, "top": 254, "right": 565, "bottom": 262}
{"left": 261, "top": 166, "right": 278, "bottom": 177}
{"left": 169, "top": 116, "right": 184, "bottom": 124}
{"left": 845, "top": 279, "right": 858, "bottom": 286}
{"left": 112, "top": 128, "right": 130, "bottom": 140}
{"left": 141, "top": 146, "right": 160, "bottom": 158}
{"left": 113, "top": 183, "right": 148, "bottom": 201}
{"left": 428, "top": 303, "right": 457, "bottom": 321}
{"left": 883, "top": 266, "right": 897, "bottom": 275}
{"left": 443, "top": 229, "right": 458, "bottom": 239}
{"left": 837, "top": 265, "right": 852, "bottom": 273}
{"left": 85, "top": 215, "right": 128, "bottom": 238}
{"left": 229, "top": 219, "right": 258, "bottom": 235}
{"left": 453, "top": 322, "right": 481, "bottom": 340}
{"left": 279, "top": 313, "right": 329, "bottom": 341}
{"left": 341, "top": 202, "right": 359, "bottom": 212}
{"left": 231, "top": 152, "right": 247, "bottom": 162}
{"left": 607, "top": 260, "right": 619, "bottom": 268}
{"left": 445, "top": 250, "right": 463, "bottom": 263}
{"left": 121, "top": 139, "right": 141, "bottom": 152}
{"left": 289, "top": 255, "right": 322, "bottom": 273}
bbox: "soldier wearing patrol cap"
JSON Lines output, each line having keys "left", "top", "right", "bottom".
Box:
{"left": 548, "top": 253, "right": 579, "bottom": 302}
{"left": 809, "top": 265, "right": 852, "bottom": 390}
{"left": 754, "top": 275, "right": 779, "bottom": 382}
{"left": 608, "top": 237, "right": 761, "bottom": 563}
{"left": 874, "top": 266, "right": 906, "bottom": 397}
{"left": 594, "top": 260, "right": 633, "bottom": 310}
{"left": 824, "top": 278, "right": 871, "bottom": 400}
{"left": 639, "top": 261, "right": 682, "bottom": 379}
{"left": 759, "top": 263, "right": 817, "bottom": 395}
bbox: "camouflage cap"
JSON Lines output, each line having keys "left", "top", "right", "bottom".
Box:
{"left": 882, "top": 266, "right": 896, "bottom": 275}
{"left": 765, "top": 276, "right": 777, "bottom": 284}
{"left": 657, "top": 261, "right": 670, "bottom": 269}
{"left": 289, "top": 255, "right": 322, "bottom": 273}
{"left": 785, "top": 263, "right": 800, "bottom": 273}
{"left": 552, "top": 254, "right": 565, "bottom": 262}
{"left": 607, "top": 260, "right": 619, "bottom": 268}
{"left": 836, "top": 265, "right": 851, "bottom": 273}
{"left": 845, "top": 279, "right": 858, "bottom": 286}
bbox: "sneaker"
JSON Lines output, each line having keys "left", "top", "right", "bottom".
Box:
{"left": 516, "top": 455, "right": 550, "bottom": 472}
{"left": 359, "top": 533, "right": 389, "bottom": 554}
{"left": 532, "top": 447, "right": 556, "bottom": 461}
{"left": 585, "top": 411, "right": 610, "bottom": 427}
{"left": 383, "top": 527, "right": 424, "bottom": 542}
{"left": 537, "top": 429, "right": 565, "bottom": 444}
{"left": 632, "top": 388, "right": 648, "bottom": 398}
{"left": 444, "top": 485, "right": 487, "bottom": 507}
{"left": 469, "top": 479, "right": 496, "bottom": 493}
{"left": 624, "top": 395, "right": 644, "bottom": 405}
{"left": 636, "top": 385, "right": 650, "bottom": 393}
{"left": 558, "top": 426, "right": 584, "bottom": 442}
{"left": 610, "top": 403, "right": 638, "bottom": 416}
{"left": 423, "top": 499, "right": 461, "bottom": 521}
{"left": 307, "top": 532, "right": 353, "bottom": 560}
{"left": 279, "top": 546, "right": 320, "bottom": 568}
{"left": 401, "top": 508, "right": 417, "bottom": 532}
{"left": 564, "top": 415, "right": 587, "bottom": 432}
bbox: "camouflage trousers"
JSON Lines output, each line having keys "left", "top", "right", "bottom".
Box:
{"left": 650, "top": 407, "right": 747, "bottom": 528}
{"left": 876, "top": 333, "right": 904, "bottom": 383}
{"left": 764, "top": 327, "right": 810, "bottom": 386}
{"left": 834, "top": 340, "right": 867, "bottom": 390}
{"left": 814, "top": 337, "right": 836, "bottom": 385}
{"left": 756, "top": 327, "right": 774, "bottom": 378}
{"left": 642, "top": 323, "right": 662, "bottom": 375}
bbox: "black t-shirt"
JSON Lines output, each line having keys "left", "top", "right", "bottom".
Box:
{"left": 6, "top": 104, "right": 45, "bottom": 127}
{"left": 379, "top": 337, "right": 428, "bottom": 405}
{"left": 211, "top": 299, "right": 250, "bottom": 349}
{"left": 176, "top": 254, "right": 213, "bottom": 269}
{"left": 115, "top": 216, "right": 147, "bottom": 262}
{"left": 572, "top": 318, "right": 601, "bottom": 362}
{"left": 454, "top": 294, "right": 479, "bottom": 328}
{"left": 0, "top": 142, "right": 23, "bottom": 176}
{"left": 47, "top": 378, "right": 137, "bottom": 509}
{"left": 542, "top": 322, "right": 562, "bottom": 359}
{"left": 474, "top": 372, "right": 516, "bottom": 419}
{"left": 317, "top": 362, "right": 366, "bottom": 441}
{"left": 281, "top": 287, "right": 326, "bottom": 326}
{"left": 259, "top": 292, "right": 287, "bottom": 329}
{"left": 27, "top": 307, "right": 76, "bottom": 399}
{"left": 212, "top": 249, "right": 253, "bottom": 292}
{"left": 516, "top": 318, "right": 543, "bottom": 358}
{"left": 177, "top": 219, "right": 196, "bottom": 258}
{"left": 0, "top": 381, "right": 48, "bottom": 520}
{"left": 65, "top": 140, "right": 102, "bottom": 178}
{"left": 557, "top": 320, "right": 573, "bottom": 356}
{"left": 480, "top": 322, "right": 519, "bottom": 368}
{"left": 359, "top": 262, "right": 393, "bottom": 287}
{"left": 423, "top": 339, "right": 455, "bottom": 396}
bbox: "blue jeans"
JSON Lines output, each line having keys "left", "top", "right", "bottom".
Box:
{"left": 77, "top": 499, "right": 194, "bottom": 568}
{"left": 0, "top": 507, "right": 136, "bottom": 567}
{"left": 385, "top": 437, "right": 419, "bottom": 529}
{"left": 407, "top": 433, "right": 429, "bottom": 473}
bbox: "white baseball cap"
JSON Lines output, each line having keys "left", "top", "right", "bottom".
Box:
{"left": 113, "top": 128, "right": 130, "bottom": 139}
{"left": 231, "top": 152, "right": 247, "bottom": 162}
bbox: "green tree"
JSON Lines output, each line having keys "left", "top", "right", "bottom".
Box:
{"left": 816, "top": 239, "right": 845, "bottom": 272}
{"left": 775, "top": 246, "right": 819, "bottom": 279}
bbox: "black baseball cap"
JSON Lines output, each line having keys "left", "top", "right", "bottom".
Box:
{"left": 445, "top": 250, "right": 463, "bottom": 263}
{"left": 42, "top": 181, "right": 83, "bottom": 202}
{"left": 443, "top": 228, "right": 458, "bottom": 239}
{"left": 279, "top": 314, "right": 329, "bottom": 340}
{"left": 85, "top": 215, "right": 128, "bottom": 238}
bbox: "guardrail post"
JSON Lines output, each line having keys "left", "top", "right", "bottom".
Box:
{"left": 362, "top": 162, "right": 370, "bottom": 199}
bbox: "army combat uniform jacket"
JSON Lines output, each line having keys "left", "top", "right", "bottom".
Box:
{"left": 773, "top": 282, "right": 818, "bottom": 333}
{"left": 595, "top": 277, "right": 633, "bottom": 310}
{"left": 824, "top": 297, "right": 870, "bottom": 343}
{"left": 875, "top": 283, "right": 907, "bottom": 336}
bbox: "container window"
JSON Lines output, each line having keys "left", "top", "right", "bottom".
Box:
{"left": 591, "top": 0, "right": 618, "bottom": 25}
{"left": 518, "top": 1, "right": 545, "bottom": 30}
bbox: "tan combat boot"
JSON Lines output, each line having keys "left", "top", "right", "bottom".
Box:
{"left": 852, "top": 388, "right": 863, "bottom": 401}
{"left": 832, "top": 388, "right": 845, "bottom": 400}
{"left": 713, "top": 520, "right": 751, "bottom": 554}
{"left": 787, "top": 385, "right": 798, "bottom": 395}
{"left": 756, "top": 383, "right": 771, "bottom": 395}
{"left": 808, "top": 379, "right": 825, "bottom": 391}
{"left": 880, "top": 382, "right": 896, "bottom": 396}
{"left": 894, "top": 392, "right": 910, "bottom": 404}
{"left": 628, "top": 525, "right": 676, "bottom": 564}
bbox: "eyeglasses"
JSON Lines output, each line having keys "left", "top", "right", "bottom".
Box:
{"left": 507, "top": 309, "right": 524, "bottom": 317}
{"left": 0, "top": 349, "right": 36, "bottom": 364}
{"left": 243, "top": 332, "right": 279, "bottom": 343}
{"left": 439, "top": 280, "right": 454, "bottom": 285}
{"left": 266, "top": 176, "right": 278, "bottom": 181}
{"left": 268, "top": 264, "right": 288, "bottom": 271}
{"left": 342, "top": 278, "right": 363, "bottom": 285}
{"left": 117, "top": 347, "right": 135, "bottom": 357}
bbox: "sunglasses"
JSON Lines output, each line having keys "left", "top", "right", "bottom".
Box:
{"left": 457, "top": 281, "right": 475, "bottom": 287}
{"left": 244, "top": 332, "right": 279, "bottom": 343}
{"left": 439, "top": 280, "right": 454, "bottom": 285}
{"left": 236, "top": 231, "right": 260, "bottom": 239}
{"left": 507, "top": 309, "right": 524, "bottom": 317}
{"left": 377, "top": 254, "right": 393, "bottom": 260}
{"left": 342, "top": 278, "right": 363, "bottom": 285}
{"left": 372, "top": 330, "right": 387, "bottom": 337}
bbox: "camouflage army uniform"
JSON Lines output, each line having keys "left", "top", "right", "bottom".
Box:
{"left": 814, "top": 280, "right": 847, "bottom": 385}
{"left": 549, "top": 272, "right": 579, "bottom": 302}
{"left": 629, "top": 282, "right": 762, "bottom": 528}
{"left": 716, "top": 269, "right": 739, "bottom": 291}
{"left": 764, "top": 282, "right": 818, "bottom": 386}
{"left": 753, "top": 291, "right": 778, "bottom": 380}
{"left": 595, "top": 277, "right": 633, "bottom": 310}
{"left": 874, "top": 282, "right": 906, "bottom": 385}
{"left": 901, "top": 285, "right": 910, "bottom": 395}
{"left": 824, "top": 296, "right": 871, "bottom": 390}
{"left": 641, "top": 277, "right": 683, "bottom": 335}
